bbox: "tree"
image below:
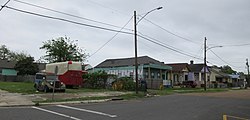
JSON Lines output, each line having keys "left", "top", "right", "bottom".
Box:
{"left": 0, "top": 45, "right": 10, "bottom": 60}
{"left": 40, "top": 37, "right": 87, "bottom": 63}
{"left": 0, "top": 45, "right": 30, "bottom": 61}
{"left": 221, "top": 65, "right": 236, "bottom": 74}
{"left": 14, "top": 57, "right": 39, "bottom": 75}
{"left": 9, "top": 51, "right": 30, "bottom": 62}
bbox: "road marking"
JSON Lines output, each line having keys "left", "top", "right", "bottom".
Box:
{"left": 32, "top": 106, "right": 82, "bottom": 120}
{"left": 57, "top": 105, "right": 117, "bottom": 118}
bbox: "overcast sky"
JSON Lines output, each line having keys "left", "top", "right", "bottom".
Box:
{"left": 0, "top": 0, "right": 249, "bottom": 73}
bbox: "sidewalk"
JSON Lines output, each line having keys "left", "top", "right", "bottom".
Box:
{"left": 0, "top": 89, "right": 34, "bottom": 107}
{"left": 0, "top": 89, "right": 128, "bottom": 107}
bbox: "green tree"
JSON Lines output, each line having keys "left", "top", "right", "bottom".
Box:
{"left": 0, "top": 45, "right": 30, "bottom": 61}
{"left": 9, "top": 51, "right": 30, "bottom": 62}
{"left": 14, "top": 57, "right": 39, "bottom": 75}
{"left": 0, "top": 45, "right": 10, "bottom": 60}
{"left": 221, "top": 65, "right": 236, "bottom": 74}
{"left": 40, "top": 37, "right": 87, "bottom": 63}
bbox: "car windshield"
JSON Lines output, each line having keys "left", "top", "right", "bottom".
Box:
{"left": 46, "top": 75, "right": 57, "bottom": 80}
{"left": 36, "top": 74, "right": 45, "bottom": 79}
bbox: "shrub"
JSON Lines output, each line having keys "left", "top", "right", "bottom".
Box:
{"left": 112, "top": 77, "right": 135, "bottom": 91}
{"left": 82, "top": 71, "right": 108, "bottom": 89}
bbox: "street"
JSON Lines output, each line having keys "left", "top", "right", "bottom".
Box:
{"left": 1, "top": 93, "right": 250, "bottom": 120}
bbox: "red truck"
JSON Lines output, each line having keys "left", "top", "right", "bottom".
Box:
{"left": 46, "top": 61, "right": 84, "bottom": 88}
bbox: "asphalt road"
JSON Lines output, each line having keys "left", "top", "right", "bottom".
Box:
{"left": 1, "top": 94, "right": 250, "bottom": 120}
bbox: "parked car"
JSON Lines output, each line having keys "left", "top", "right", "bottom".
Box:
{"left": 34, "top": 73, "right": 66, "bottom": 92}
{"left": 180, "top": 81, "right": 197, "bottom": 88}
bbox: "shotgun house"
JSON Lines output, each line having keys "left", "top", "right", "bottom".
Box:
{"left": 189, "top": 60, "right": 210, "bottom": 87}
{"left": 209, "top": 66, "right": 230, "bottom": 88}
{"left": 93, "top": 56, "right": 172, "bottom": 89}
{"left": 166, "top": 63, "right": 190, "bottom": 86}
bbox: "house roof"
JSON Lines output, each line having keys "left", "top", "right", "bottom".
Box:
{"left": 189, "top": 64, "right": 204, "bottom": 72}
{"left": 0, "top": 59, "right": 16, "bottom": 69}
{"left": 209, "top": 67, "right": 229, "bottom": 77}
{"left": 95, "top": 56, "right": 165, "bottom": 68}
{"left": 166, "top": 63, "right": 189, "bottom": 72}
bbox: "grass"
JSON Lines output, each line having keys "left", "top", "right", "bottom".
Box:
{"left": 34, "top": 92, "right": 145, "bottom": 103}
{"left": 34, "top": 96, "right": 112, "bottom": 103}
{"left": 148, "top": 87, "right": 229, "bottom": 95}
{"left": 0, "top": 81, "right": 237, "bottom": 104}
{"left": 66, "top": 88, "right": 111, "bottom": 93}
{"left": 0, "top": 81, "right": 36, "bottom": 94}
{"left": 0, "top": 82, "right": 112, "bottom": 94}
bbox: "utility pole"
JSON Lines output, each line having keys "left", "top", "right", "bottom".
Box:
{"left": 204, "top": 37, "right": 207, "bottom": 91}
{"left": 0, "top": 0, "right": 10, "bottom": 12}
{"left": 247, "top": 59, "right": 249, "bottom": 87}
{"left": 134, "top": 11, "right": 138, "bottom": 94}
{"left": 133, "top": 7, "right": 162, "bottom": 94}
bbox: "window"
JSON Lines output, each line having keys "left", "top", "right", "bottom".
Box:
{"left": 151, "top": 72, "right": 155, "bottom": 78}
{"left": 162, "top": 74, "right": 166, "bottom": 80}
{"left": 144, "top": 72, "right": 149, "bottom": 78}
{"left": 157, "top": 73, "right": 160, "bottom": 79}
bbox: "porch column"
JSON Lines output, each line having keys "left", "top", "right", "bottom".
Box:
{"left": 160, "top": 70, "right": 162, "bottom": 79}
{"left": 148, "top": 67, "right": 151, "bottom": 88}
{"left": 199, "top": 72, "right": 202, "bottom": 81}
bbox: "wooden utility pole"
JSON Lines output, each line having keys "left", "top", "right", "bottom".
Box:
{"left": 0, "top": 0, "right": 10, "bottom": 12}
{"left": 247, "top": 59, "right": 249, "bottom": 87}
{"left": 134, "top": 11, "right": 138, "bottom": 94}
{"left": 204, "top": 37, "right": 207, "bottom": 91}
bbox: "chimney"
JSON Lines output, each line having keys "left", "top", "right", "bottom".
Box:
{"left": 190, "top": 60, "right": 194, "bottom": 64}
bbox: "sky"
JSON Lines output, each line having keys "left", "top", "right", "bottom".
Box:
{"left": 0, "top": 0, "right": 250, "bottom": 73}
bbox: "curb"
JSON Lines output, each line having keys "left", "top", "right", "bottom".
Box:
{"left": 37, "top": 99, "right": 112, "bottom": 106}
{"left": 0, "top": 99, "right": 112, "bottom": 107}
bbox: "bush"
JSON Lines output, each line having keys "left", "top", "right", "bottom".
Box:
{"left": 82, "top": 71, "right": 108, "bottom": 89}
{"left": 112, "top": 77, "right": 135, "bottom": 91}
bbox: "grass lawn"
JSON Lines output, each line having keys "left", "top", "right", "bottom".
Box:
{"left": 148, "top": 87, "right": 229, "bottom": 95}
{"left": 0, "top": 81, "right": 112, "bottom": 94}
{"left": 0, "top": 81, "right": 35, "bottom": 94}
{"left": 0, "top": 81, "right": 230, "bottom": 95}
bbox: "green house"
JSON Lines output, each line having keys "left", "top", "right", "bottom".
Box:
{"left": 93, "top": 56, "right": 172, "bottom": 89}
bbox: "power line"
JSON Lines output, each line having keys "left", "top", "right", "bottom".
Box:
{"left": 4, "top": 6, "right": 134, "bottom": 35}
{"left": 137, "top": 34, "right": 203, "bottom": 60}
{"left": 13, "top": 0, "right": 133, "bottom": 31}
{"left": 0, "top": 0, "right": 10, "bottom": 12}
{"left": 142, "top": 17, "right": 201, "bottom": 45}
{"left": 210, "top": 49, "right": 240, "bottom": 68}
{"left": 138, "top": 32, "right": 203, "bottom": 60}
{"left": 88, "top": 16, "right": 133, "bottom": 58}
{"left": 4, "top": 5, "right": 205, "bottom": 61}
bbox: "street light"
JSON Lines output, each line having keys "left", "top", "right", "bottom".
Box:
{"left": 204, "top": 37, "right": 223, "bottom": 91}
{"left": 134, "top": 7, "right": 163, "bottom": 94}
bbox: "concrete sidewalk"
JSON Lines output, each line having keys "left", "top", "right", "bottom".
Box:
{"left": 0, "top": 89, "right": 128, "bottom": 107}
{"left": 0, "top": 89, "right": 34, "bottom": 107}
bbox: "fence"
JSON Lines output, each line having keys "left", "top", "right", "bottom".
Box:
{"left": 0, "top": 75, "right": 35, "bottom": 82}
